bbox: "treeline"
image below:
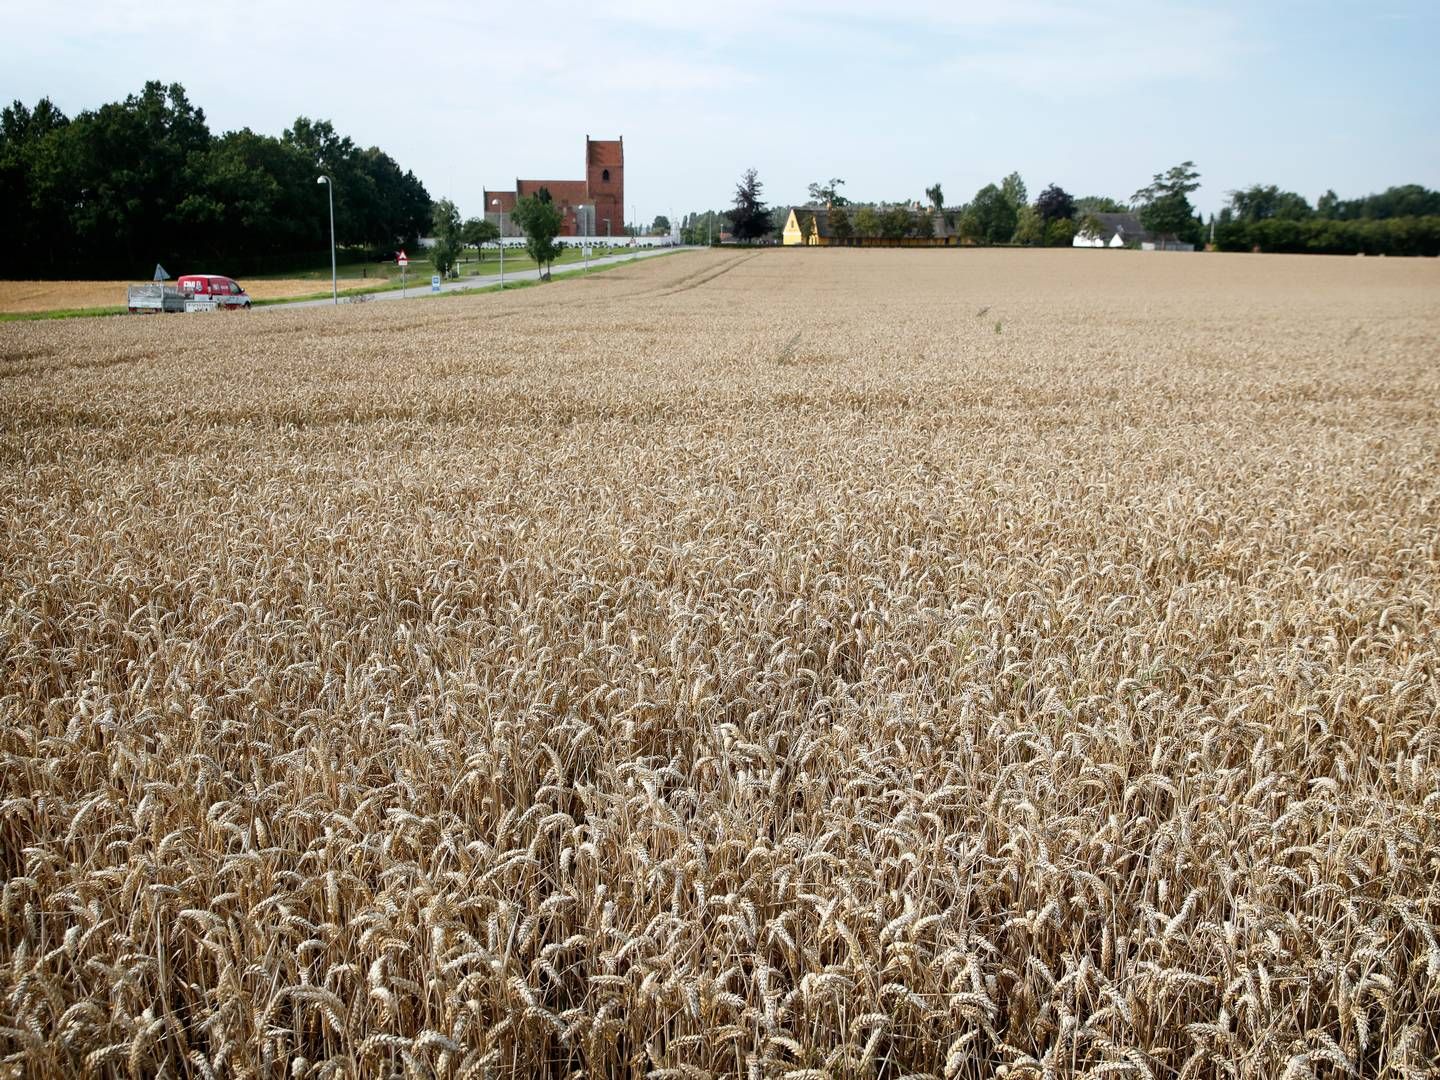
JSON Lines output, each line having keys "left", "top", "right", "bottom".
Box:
{"left": 0, "top": 81, "right": 432, "bottom": 279}
{"left": 785, "top": 175, "right": 1175, "bottom": 247}
{"left": 1214, "top": 183, "right": 1440, "bottom": 255}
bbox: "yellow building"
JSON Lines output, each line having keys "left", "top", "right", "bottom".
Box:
{"left": 782, "top": 207, "right": 827, "bottom": 246}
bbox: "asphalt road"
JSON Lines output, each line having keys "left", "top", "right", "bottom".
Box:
{"left": 272, "top": 246, "right": 693, "bottom": 310}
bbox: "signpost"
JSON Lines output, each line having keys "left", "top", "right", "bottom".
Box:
{"left": 397, "top": 249, "right": 409, "bottom": 298}
{"left": 583, "top": 245, "right": 592, "bottom": 271}
{"left": 430, "top": 274, "right": 441, "bottom": 293}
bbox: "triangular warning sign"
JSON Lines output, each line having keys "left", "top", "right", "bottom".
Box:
{"left": 154, "top": 263, "right": 170, "bottom": 280}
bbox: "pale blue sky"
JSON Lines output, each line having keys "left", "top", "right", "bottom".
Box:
{"left": 3, "top": 0, "right": 1436, "bottom": 223}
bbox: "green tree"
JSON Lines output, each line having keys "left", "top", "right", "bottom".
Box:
{"left": 807, "top": 177, "right": 848, "bottom": 206}
{"left": 924, "top": 183, "right": 944, "bottom": 211}
{"left": 1045, "top": 217, "right": 1077, "bottom": 246}
{"left": 969, "top": 184, "right": 1018, "bottom": 244}
{"left": 1075, "top": 195, "right": 1127, "bottom": 214}
{"left": 727, "top": 168, "right": 772, "bottom": 241}
{"left": 799, "top": 212, "right": 816, "bottom": 244}
{"left": 0, "top": 97, "right": 75, "bottom": 275}
{"left": 1012, "top": 205, "right": 1044, "bottom": 246}
{"left": 881, "top": 205, "right": 912, "bottom": 240}
{"left": 64, "top": 81, "right": 212, "bottom": 271}
{"left": 0, "top": 82, "right": 430, "bottom": 278}
{"left": 511, "top": 193, "right": 563, "bottom": 277}
{"left": 462, "top": 216, "right": 499, "bottom": 261}
{"left": 853, "top": 206, "right": 881, "bottom": 238}
{"left": 1228, "top": 184, "right": 1312, "bottom": 223}
{"left": 189, "top": 128, "right": 315, "bottom": 262}
{"left": 651, "top": 214, "right": 670, "bottom": 235}
{"left": 829, "top": 205, "right": 852, "bottom": 242}
{"left": 1133, "top": 161, "right": 1202, "bottom": 244}
{"left": 429, "top": 197, "right": 462, "bottom": 278}
{"left": 1001, "top": 172, "right": 1027, "bottom": 210}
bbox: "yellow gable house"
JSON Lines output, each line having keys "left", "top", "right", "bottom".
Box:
{"left": 783, "top": 208, "right": 828, "bottom": 245}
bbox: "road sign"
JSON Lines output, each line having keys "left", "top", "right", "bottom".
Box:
{"left": 431, "top": 274, "right": 441, "bottom": 293}
{"left": 397, "top": 250, "right": 409, "bottom": 268}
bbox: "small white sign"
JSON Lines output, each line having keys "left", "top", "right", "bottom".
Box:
{"left": 397, "top": 249, "right": 409, "bottom": 268}
{"left": 431, "top": 275, "right": 441, "bottom": 293}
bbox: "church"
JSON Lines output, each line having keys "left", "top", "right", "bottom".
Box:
{"left": 484, "top": 136, "right": 625, "bottom": 238}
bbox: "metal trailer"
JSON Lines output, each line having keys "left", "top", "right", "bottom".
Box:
{"left": 126, "top": 284, "right": 187, "bottom": 314}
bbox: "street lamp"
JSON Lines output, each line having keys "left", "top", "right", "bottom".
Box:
{"left": 490, "top": 198, "right": 505, "bottom": 290}
{"left": 316, "top": 175, "right": 336, "bottom": 305}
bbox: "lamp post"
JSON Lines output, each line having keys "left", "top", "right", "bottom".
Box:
{"left": 632, "top": 203, "right": 638, "bottom": 259}
{"left": 490, "top": 198, "right": 504, "bottom": 290}
{"left": 316, "top": 175, "right": 337, "bottom": 304}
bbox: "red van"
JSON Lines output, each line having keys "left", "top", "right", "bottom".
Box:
{"left": 177, "top": 274, "right": 251, "bottom": 309}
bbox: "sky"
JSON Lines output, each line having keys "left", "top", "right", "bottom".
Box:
{"left": 3, "top": 0, "right": 1437, "bottom": 224}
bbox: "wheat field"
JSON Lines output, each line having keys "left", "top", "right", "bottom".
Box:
{"left": 2, "top": 249, "right": 1438, "bottom": 1078}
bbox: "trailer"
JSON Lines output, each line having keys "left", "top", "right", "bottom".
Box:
{"left": 127, "top": 284, "right": 187, "bottom": 313}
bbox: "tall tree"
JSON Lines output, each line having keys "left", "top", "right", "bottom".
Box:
{"left": 727, "top": 168, "right": 772, "bottom": 241}
{"left": 429, "top": 198, "right": 462, "bottom": 277}
{"left": 807, "top": 178, "right": 848, "bottom": 207}
{"left": 0, "top": 82, "right": 430, "bottom": 278}
{"left": 969, "top": 184, "right": 1018, "bottom": 244}
{"left": 65, "top": 81, "right": 212, "bottom": 270}
{"left": 1001, "top": 172, "right": 1027, "bottom": 210}
{"left": 1012, "top": 205, "right": 1044, "bottom": 246}
{"left": 511, "top": 193, "right": 563, "bottom": 277}
{"left": 829, "top": 205, "right": 853, "bottom": 242}
{"left": 651, "top": 214, "right": 670, "bottom": 235}
{"left": 925, "top": 183, "right": 944, "bottom": 211}
{"left": 1132, "top": 161, "right": 1201, "bottom": 243}
{"left": 1075, "top": 195, "right": 1127, "bottom": 214}
{"left": 1228, "top": 184, "right": 1312, "bottom": 223}
{"left": 0, "top": 97, "right": 74, "bottom": 272}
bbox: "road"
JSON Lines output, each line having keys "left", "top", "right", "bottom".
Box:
{"left": 271, "top": 246, "right": 694, "bottom": 310}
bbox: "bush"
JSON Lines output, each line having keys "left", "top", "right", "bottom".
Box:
{"left": 1044, "top": 218, "right": 1077, "bottom": 247}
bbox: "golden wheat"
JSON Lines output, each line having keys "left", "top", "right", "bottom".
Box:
{"left": 2, "top": 248, "right": 1438, "bottom": 1078}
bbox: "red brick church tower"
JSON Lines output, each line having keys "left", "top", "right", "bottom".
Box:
{"left": 585, "top": 136, "right": 624, "bottom": 239}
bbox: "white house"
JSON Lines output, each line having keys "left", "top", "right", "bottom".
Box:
{"left": 1073, "top": 212, "right": 1148, "bottom": 248}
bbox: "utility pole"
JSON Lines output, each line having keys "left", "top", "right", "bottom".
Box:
{"left": 316, "top": 175, "right": 337, "bottom": 304}
{"left": 491, "top": 198, "right": 505, "bottom": 290}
